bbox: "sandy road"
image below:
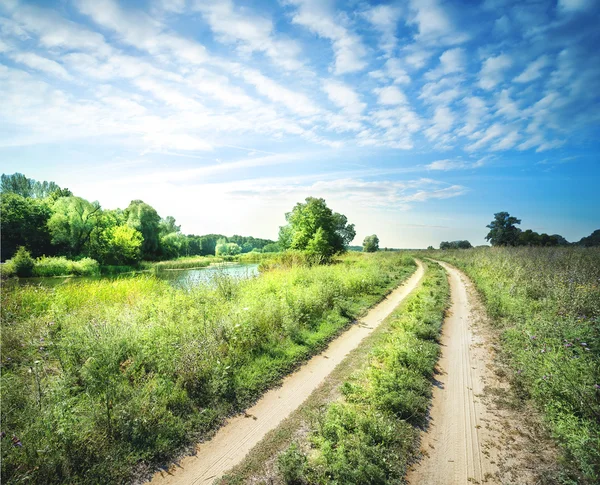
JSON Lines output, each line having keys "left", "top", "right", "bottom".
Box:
{"left": 406, "top": 261, "right": 496, "bottom": 485}
{"left": 148, "top": 261, "right": 424, "bottom": 485}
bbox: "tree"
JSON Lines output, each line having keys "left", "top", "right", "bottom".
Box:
{"left": 0, "top": 192, "right": 54, "bottom": 260}
{"left": 485, "top": 212, "right": 522, "bottom": 246}
{"left": 262, "top": 242, "right": 280, "bottom": 253}
{"left": 159, "top": 216, "right": 180, "bottom": 236}
{"left": 215, "top": 239, "right": 241, "bottom": 256}
{"left": 91, "top": 224, "right": 143, "bottom": 265}
{"left": 7, "top": 247, "right": 35, "bottom": 277}
{"left": 427, "top": 246, "right": 435, "bottom": 250}
{"left": 1, "top": 173, "right": 35, "bottom": 197}
{"left": 440, "top": 240, "right": 472, "bottom": 249}
{"left": 362, "top": 234, "right": 379, "bottom": 252}
{"left": 578, "top": 229, "right": 600, "bottom": 247}
{"left": 278, "top": 197, "right": 356, "bottom": 261}
{"left": 48, "top": 196, "right": 102, "bottom": 256}
{"left": 124, "top": 200, "right": 161, "bottom": 259}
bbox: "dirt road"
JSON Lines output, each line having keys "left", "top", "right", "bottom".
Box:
{"left": 407, "top": 261, "right": 496, "bottom": 484}
{"left": 148, "top": 261, "right": 424, "bottom": 485}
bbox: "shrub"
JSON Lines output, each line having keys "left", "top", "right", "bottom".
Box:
{"left": 277, "top": 443, "right": 307, "bottom": 485}
{"left": 9, "top": 247, "right": 34, "bottom": 277}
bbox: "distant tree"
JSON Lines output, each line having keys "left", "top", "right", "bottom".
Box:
{"left": 1, "top": 173, "right": 35, "bottom": 197}
{"left": 160, "top": 232, "right": 187, "bottom": 259}
{"left": 124, "top": 200, "right": 161, "bottom": 258}
{"left": 48, "top": 196, "right": 102, "bottom": 256}
{"left": 242, "top": 242, "right": 254, "bottom": 253}
{"left": 427, "top": 245, "right": 435, "bottom": 250}
{"left": 440, "top": 240, "right": 472, "bottom": 249}
{"left": 97, "top": 225, "right": 143, "bottom": 265}
{"left": 215, "top": 239, "right": 241, "bottom": 256}
{"left": 0, "top": 192, "right": 54, "bottom": 260}
{"left": 159, "top": 216, "right": 180, "bottom": 236}
{"left": 362, "top": 234, "right": 379, "bottom": 252}
{"left": 485, "top": 212, "right": 522, "bottom": 246}
{"left": 262, "top": 242, "right": 280, "bottom": 253}
{"left": 577, "top": 229, "right": 600, "bottom": 247}
{"left": 278, "top": 197, "right": 356, "bottom": 261}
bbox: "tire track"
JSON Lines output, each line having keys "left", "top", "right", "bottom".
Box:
{"left": 147, "top": 261, "right": 425, "bottom": 485}
{"left": 406, "top": 261, "right": 492, "bottom": 485}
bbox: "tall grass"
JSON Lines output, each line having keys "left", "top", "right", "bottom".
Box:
{"left": 2, "top": 256, "right": 100, "bottom": 277}
{"left": 0, "top": 252, "right": 415, "bottom": 484}
{"left": 276, "top": 261, "right": 450, "bottom": 484}
{"left": 434, "top": 247, "right": 600, "bottom": 483}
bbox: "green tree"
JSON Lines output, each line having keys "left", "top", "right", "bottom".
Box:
{"left": 215, "top": 239, "right": 241, "bottom": 256}
{"left": 362, "top": 234, "right": 379, "bottom": 252}
{"left": 124, "top": 200, "right": 161, "bottom": 259}
{"left": 485, "top": 212, "right": 522, "bottom": 246}
{"left": 0, "top": 192, "right": 54, "bottom": 260}
{"left": 7, "top": 246, "right": 35, "bottom": 277}
{"left": 1, "top": 173, "right": 35, "bottom": 197}
{"left": 278, "top": 197, "right": 356, "bottom": 261}
{"left": 262, "top": 242, "right": 280, "bottom": 253}
{"left": 93, "top": 225, "right": 143, "bottom": 265}
{"left": 48, "top": 196, "right": 102, "bottom": 256}
{"left": 159, "top": 216, "right": 180, "bottom": 236}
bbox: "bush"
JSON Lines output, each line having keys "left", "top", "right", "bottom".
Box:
{"left": 9, "top": 247, "right": 34, "bottom": 277}
{"left": 277, "top": 443, "right": 307, "bottom": 485}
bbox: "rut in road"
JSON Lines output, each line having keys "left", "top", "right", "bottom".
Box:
{"left": 407, "top": 261, "right": 496, "bottom": 484}
{"left": 148, "top": 261, "right": 424, "bottom": 485}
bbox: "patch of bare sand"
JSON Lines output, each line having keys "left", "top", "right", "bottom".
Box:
{"left": 406, "top": 261, "right": 560, "bottom": 485}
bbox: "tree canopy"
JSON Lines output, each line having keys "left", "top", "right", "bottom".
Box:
{"left": 485, "top": 212, "right": 522, "bottom": 246}
{"left": 362, "top": 234, "right": 379, "bottom": 252}
{"left": 440, "top": 240, "right": 472, "bottom": 249}
{"left": 278, "top": 197, "right": 355, "bottom": 261}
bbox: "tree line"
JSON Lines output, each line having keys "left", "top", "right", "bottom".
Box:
{"left": 0, "top": 173, "right": 277, "bottom": 265}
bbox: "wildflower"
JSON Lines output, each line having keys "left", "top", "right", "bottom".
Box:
{"left": 12, "top": 435, "right": 22, "bottom": 447}
{"left": 540, "top": 349, "right": 546, "bottom": 353}
{"left": 581, "top": 342, "right": 587, "bottom": 346}
{"left": 594, "top": 384, "right": 600, "bottom": 390}
{"left": 531, "top": 335, "right": 537, "bottom": 340}
{"left": 565, "top": 343, "right": 573, "bottom": 348}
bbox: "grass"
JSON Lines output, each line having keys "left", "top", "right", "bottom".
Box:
{"left": 272, "top": 261, "right": 450, "bottom": 485}
{"left": 2, "top": 255, "right": 100, "bottom": 277}
{"left": 0, "top": 252, "right": 415, "bottom": 484}
{"left": 149, "top": 255, "right": 221, "bottom": 270}
{"left": 432, "top": 247, "right": 600, "bottom": 483}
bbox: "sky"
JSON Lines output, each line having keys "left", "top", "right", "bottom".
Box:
{"left": 1, "top": 0, "right": 599, "bottom": 248}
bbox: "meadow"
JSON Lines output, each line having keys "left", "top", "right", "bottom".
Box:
{"left": 0, "top": 252, "right": 415, "bottom": 484}
{"left": 434, "top": 247, "right": 600, "bottom": 482}
{"left": 275, "top": 260, "right": 449, "bottom": 484}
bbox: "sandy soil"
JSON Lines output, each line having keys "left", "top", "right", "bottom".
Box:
{"left": 147, "top": 261, "right": 425, "bottom": 485}
{"left": 406, "top": 261, "right": 560, "bottom": 485}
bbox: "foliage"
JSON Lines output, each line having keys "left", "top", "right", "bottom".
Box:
{"left": 578, "top": 229, "right": 600, "bottom": 247}
{"left": 124, "top": 200, "right": 162, "bottom": 259}
{"left": 362, "top": 234, "right": 379, "bottom": 253}
{"left": 0, "top": 253, "right": 415, "bottom": 484}
{"left": 278, "top": 197, "right": 356, "bottom": 261}
{"left": 48, "top": 197, "right": 102, "bottom": 256}
{"left": 0, "top": 192, "right": 54, "bottom": 261}
{"left": 518, "top": 229, "right": 565, "bottom": 247}
{"left": 1, "top": 172, "right": 71, "bottom": 199}
{"left": 486, "top": 211, "right": 522, "bottom": 246}
{"left": 436, "top": 247, "right": 600, "bottom": 482}
{"left": 276, "top": 261, "right": 450, "bottom": 484}
{"left": 5, "top": 247, "right": 35, "bottom": 277}
{"left": 215, "top": 239, "right": 242, "bottom": 256}
{"left": 439, "top": 240, "right": 472, "bottom": 249}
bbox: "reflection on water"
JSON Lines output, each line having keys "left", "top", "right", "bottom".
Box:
{"left": 156, "top": 263, "right": 259, "bottom": 289}
{"left": 9, "top": 263, "right": 260, "bottom": 289}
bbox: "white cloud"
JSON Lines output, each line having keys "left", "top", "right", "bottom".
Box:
{"left": 363, "top": 4, "right": 402, "bottom": 56}
{"left": 287, "top": 0, "right": 367, "bottom": 74}
{"left": 193, "top": 0, "right": 302, "bottom": 70}
{"left": 374, "top": 85, "right": 408, "bottom": 105}
{"left": 495, "top": 89, "right": 520, "bottom": 119}
{"left": 9, "top": 52, "right": 72, "bottom": 80}
{"left": 479, "top": 53, "right": 512, "bottom": 89}
{"left": 322, "top": 80, "right": 365, "bottom": 115}
{"left": 426, "top": 159, "right": 485, "bottom": 170}
{"left": 425, "top": 47, "right": 465, "bottom": 79}
{"left": 514, "top": 55, "right": 549, "bottom": 83}
{"left": 425, "top": 106, "right": 455, "bottom": 142}
{"left": 557, "top": 0, "right": 594, "bottom": 13}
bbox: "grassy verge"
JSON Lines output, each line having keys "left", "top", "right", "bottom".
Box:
{"left": 1, "top": 252, "right": 415, "bottom": 484}
{"left": 244, "top": 260, "right": 449, "bottom": 485}
{"left": 432, "top": 247, "right": 600, "bottom": 483}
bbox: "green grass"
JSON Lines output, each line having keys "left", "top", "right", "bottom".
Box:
{"left": 0, "top": 252, "right": 415, "bottom": 484}
{"left": 150, "top": 255, "right": 220, "bottom": 270}
{"left": 2, "top": 255, "right": 100, "bottom": 277}
{"left": 432, "top": 247, "right": 600, "bottom": 483}
{"left": 275, "top": 261, "right": 450, "bottom": 485}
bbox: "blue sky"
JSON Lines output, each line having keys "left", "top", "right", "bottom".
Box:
{"left": 0, "top": 0, "right": 598, "bottom": 248}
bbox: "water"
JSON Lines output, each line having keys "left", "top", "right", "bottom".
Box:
{"left": 156, "top": 263, "right": 259, "bottom": 289}
{"left": 10, "top": 263, "right": 260, "bottom": 289}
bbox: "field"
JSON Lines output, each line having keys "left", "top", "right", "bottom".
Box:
{"left": 0, "top": 252, "right": 415, "bottom": 484}
{"left": 274, "top": 260, "right": 449, "bottom": 484}
{"left": 434, "top": 247, "right": 600, "bottom": 482}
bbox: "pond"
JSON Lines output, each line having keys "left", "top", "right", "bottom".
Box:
{"left": 9, "top": 263, "right": 260, "bottom": 289}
